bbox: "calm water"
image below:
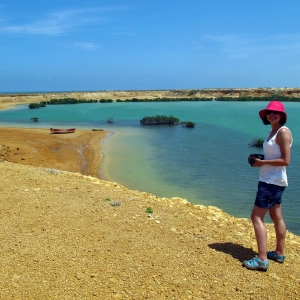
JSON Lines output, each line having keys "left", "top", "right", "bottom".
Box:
{"left": 0, "top": 101, "right": 299, "bottom": 235}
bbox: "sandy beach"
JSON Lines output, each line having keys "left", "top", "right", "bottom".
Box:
{"left": 0, "top": 127, "right": 107, "bottom": 178}
{"left": 0, "top": 97, "right": 300, "bottom": 299}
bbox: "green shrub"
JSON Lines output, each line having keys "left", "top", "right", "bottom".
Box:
{"left": 140, "top": 115, "right": 180, "bottom": 125}
{"left": 249, "top": 139, "right": 264, "bottom": 147}
{"left": 145, "top": 207, "right": 153, "bottom": 214}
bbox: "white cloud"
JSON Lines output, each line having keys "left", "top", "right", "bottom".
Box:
{"left": 0, "top": 3, "right": 5, "bottom": 23}
{"left": 75, "top": 42, "right": 97, "bottom": 51}
{"left": 0, "top": 6, "right": 128, "bottom": 36}
{"left": 138, "top": 78, "right": 152, "bottom": 83}
{"left": 200, "top": 34, "right": 300, "bottom": 59}
{"left": 1, "top": 23, "right": 70, "bottom": 35}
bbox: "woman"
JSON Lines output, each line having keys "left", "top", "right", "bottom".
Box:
{"left": 243, "top": 100, "right": 293, "bottom": 271}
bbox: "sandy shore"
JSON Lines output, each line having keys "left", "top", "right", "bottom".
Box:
{"left": 0, "top": 127, "right": 107, "bottom": 178}
{"left": 0, "top": 101, "right": 300, "bottom": 298}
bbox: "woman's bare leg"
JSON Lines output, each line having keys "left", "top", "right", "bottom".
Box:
{"left": 251, "top": 205, "right": 268, "bottom": 261}
{"left": 269, "top": 204, "right": 286, "bottom": 255}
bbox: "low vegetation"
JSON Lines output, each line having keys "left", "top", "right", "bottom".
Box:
{"left": 28, "top": 98, "right": 110, "bottom": 109}
{"left": 99, "top": 99, "right": 113, "bottom": 103}
{"left": 46, "top": 98, "right": 98, "bottom": 105}
{"left": 217, "top": 96, "right": 300, "bottom": 102}
{"left": 140, "top": 115, "right": 195, "bottom": 128}
{"left": 117, "top": 97, "right": 211, "bottom": 102}
{"left": 249, "top": 139, "right": 264, "bottom": 147}
{"left": 181, "top": 121, "right": 195, "bottom": 128}
{"left": 28, "top": 94, "right": 300, "bottom": 109}
{"left": 145, "top": 207, "right": 153, "bottom": 214}
{"left": 28, "top": 102, "right": 46, "bottom": 109}
{"left": 117, "top": 95, "right": 300, "bottom": 102}
{"left": 140, "top": 115, "right": 180, "bottom": 125}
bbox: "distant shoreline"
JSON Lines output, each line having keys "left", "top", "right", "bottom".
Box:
{"left": 1, "top": 87, "right": 300, "bottom": 94}
{"left": 0, "top": 88, "right": 300, "bottom": 110}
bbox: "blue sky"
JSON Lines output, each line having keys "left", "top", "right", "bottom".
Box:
{"left": 1, "top": 0, "right": 300, "bottom": 92}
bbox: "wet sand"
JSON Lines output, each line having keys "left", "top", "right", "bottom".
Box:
{"left": 0, "top": 101, "right": 300, "bottom": 299}
{"left": 0, "top": 127, "right": 107, "bottom": 178}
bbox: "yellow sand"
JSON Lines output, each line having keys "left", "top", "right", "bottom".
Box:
{"left": 0, "top": 95, "right": 299, "bottom": 299}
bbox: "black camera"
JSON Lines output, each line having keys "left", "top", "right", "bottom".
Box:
{"left": 248, "top": 154, "right": 264, "bottom": 167}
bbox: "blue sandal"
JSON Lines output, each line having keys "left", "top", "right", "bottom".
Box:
{"left": 267, "top": 251, "right": 285, "bottom": 263}
{"left": 243, "top": 257, "right": 269, "bottom": 271}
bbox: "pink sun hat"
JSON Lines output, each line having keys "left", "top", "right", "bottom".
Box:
{"left": 259, "top": 100, "right": 287, "bottom": 122}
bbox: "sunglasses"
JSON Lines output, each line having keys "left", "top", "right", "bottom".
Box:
{"left": 266, "top": 110, "right": 281, "bottom": 115}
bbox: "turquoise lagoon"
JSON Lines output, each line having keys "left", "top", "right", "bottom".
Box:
{"left": 0, "top": 101, "right": 299, "bottom": 235}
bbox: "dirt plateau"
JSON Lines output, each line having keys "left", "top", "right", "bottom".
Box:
{"left": 0, "top": 93, "right": 300, "bottom": 299}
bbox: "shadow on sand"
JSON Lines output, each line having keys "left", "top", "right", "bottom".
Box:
{"left": 208, "top": 242, "right": 256, "bottom": 262}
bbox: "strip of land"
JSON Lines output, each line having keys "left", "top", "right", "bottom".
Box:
{"left": 1, "top": 88, "right": 300, "bottom": 106}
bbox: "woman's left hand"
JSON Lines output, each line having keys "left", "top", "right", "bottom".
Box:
{"left": 252, "top": 159, "right": 263, "bottom": 167}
